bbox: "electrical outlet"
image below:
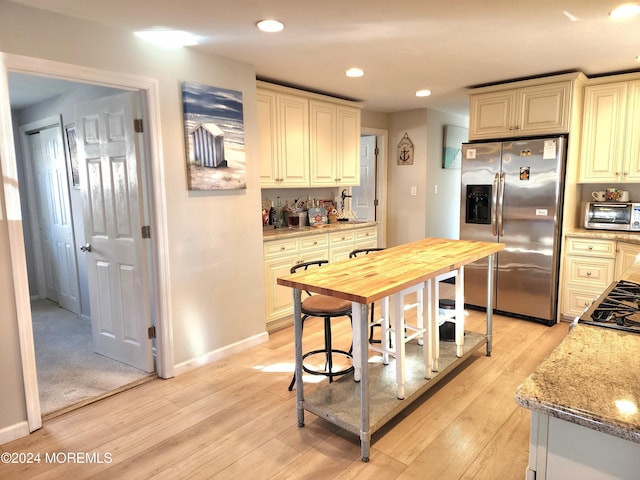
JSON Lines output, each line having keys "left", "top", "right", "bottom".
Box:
{"left": 434, "top": 185, "right": 438, "bottom": 194}
{"left": 411, "top": 186, "right": 417, "bottom": 196}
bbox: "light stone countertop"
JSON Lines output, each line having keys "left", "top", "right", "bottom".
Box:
{"left": 515, "top": 259, "right": 640, "bottom": 443}
{"left": 262, "top": 221, "right": 377, "bottom": 241}
{"left": 565, "top": 228, "right": 640, "bottom": 245}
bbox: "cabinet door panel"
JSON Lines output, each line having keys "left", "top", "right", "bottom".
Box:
{"left": 615, "top": 242, "right": 640, "bottom": 280}
{"left": 519, "top": 82, "right": 570, "bottom": 134}
{"left": 278, "top": 94, "right": 309, "bottom": 186}
{"left": 625, "top": 81, "right": 640, "bottom": 181}
{"left": 309, "top": 101, "right": 337, "bottom": 186}
{"left": 579, "top": 82, "right": 627, "bottom": 182}
{"left": 264, "top": 253, "right": 299, "bottom": 322}
{"left": 257, "top": 91, "right": 279, "bottom": 186}
{"left": 337, "top": 107, "right": 361, "bottom": 185}
{"left": 469, "top": 90, "right": 516, "bottom": 139}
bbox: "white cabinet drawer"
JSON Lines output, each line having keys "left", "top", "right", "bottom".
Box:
{"left": 329, "top": 231, "right": 355, "bottom": 245}
{"left": 355, "top": 227, "right": 377, "bottom": 242}
{"left": 298, "top": 235, "right": 328, "bottom": 251}
{"left": 562, "top": 286, "right": 604, "bottom": 318}
{"left": 565, "top": 237, "right": 616, "bottom": 258}
{"left": 264, "top": 239, "right": 298, "bottom": 257}
{"left": 565, "top": 256, "right": 615, "bottom": 288}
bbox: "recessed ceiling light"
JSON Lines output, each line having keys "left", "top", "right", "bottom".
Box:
{"left": 345, "top": 67, "right": 364, "bottom": 78}
{"left": 609, "top": 3, "right": 640, "bottom": 18}
{"left": 257, "top": 19, "right": 284, "bottom": 33}
{"left": 416, "top": 89, "right": 432, "bottom": 97}
{"left": 134, "top": 29, "right": 200, "bottom": 48}
{"left": 563, "top": 10, "right": 580, "bottom": 22}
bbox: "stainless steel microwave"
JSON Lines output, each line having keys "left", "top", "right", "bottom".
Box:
{"left": 585, "top": 202, "right": 640, "bottom": 231}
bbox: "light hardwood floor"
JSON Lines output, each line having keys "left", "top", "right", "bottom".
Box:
{"left": 1, "top": 309, "right": 568, "bottom": 479}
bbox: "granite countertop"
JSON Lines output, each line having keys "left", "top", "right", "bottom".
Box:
{"left": 263, "top": 221, "right": 377, "bottom": 241}
{"left": 516, "top": 257, "right": 640, "bottom": 442}
{"left": 565, "top": 228, "right": 640, "bottom": 245}
{"left": 515, "top": 323, "right": 640, "bottom": 443}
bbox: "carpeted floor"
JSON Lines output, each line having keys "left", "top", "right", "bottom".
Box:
{"left": 31, "top": 299, "right": 152, "bottom": 416}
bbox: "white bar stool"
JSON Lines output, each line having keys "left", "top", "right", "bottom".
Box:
{"left": 428, "top": 267, "right": 465, "bottom": 374}
{"left": 369, "top": 283, "right": 427, "bottom": 399}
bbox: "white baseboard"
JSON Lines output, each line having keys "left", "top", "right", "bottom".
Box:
{"left": 0, "top": 421, "right": 31, "bottom": 445}
{"left": 174, "top": 331, "right": 269, "bottom": 376}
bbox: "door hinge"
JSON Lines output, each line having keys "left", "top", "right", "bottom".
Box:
{"left": 374, "top": 199, "right": 379, "bottom": 206}
{"left": 142, "top": 225, "right": 151, "bottom": 239}
{"left": 374, "top": 147, "right": 379, "bottom": 156}
{"left": 148, "top": 325, "right": 156, "bottom": 339}
{"left": 134, "top": 118, "right": 143, "bottom": 133}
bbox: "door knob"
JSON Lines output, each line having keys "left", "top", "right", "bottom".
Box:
{"left": 80, "top": 243, "right": 92, "bottom": 252}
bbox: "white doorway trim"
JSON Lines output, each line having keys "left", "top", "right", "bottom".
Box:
{"left": 0, "top": 53, "right": 175, "bottom": 432}
{"left": 361, "top": 127, "right": 388, "bottom": 247}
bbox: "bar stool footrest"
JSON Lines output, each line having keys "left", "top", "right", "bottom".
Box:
{"left": 302, "top": 349, "right": 354, "bottom": 378}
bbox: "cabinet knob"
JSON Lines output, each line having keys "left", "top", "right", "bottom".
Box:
{"left": 280, "top": 246, "right": 285, "bottom": 251}
{"left": 313, "top": 241, "right": 317, "bottom": 245}
{"left": 588, "top": 245, "right": 593, "bottom": 250}
{"left": 586, "top": 271, "right": 592, "bottom": 276}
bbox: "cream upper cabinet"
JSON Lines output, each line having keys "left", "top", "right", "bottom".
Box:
{"left": 257, "top": 89, "right": 309, "bottom": 188}
{"left": 309, "top": 101, "right": 360, "bottom": 187}
{"left": 309, "top": 100, "right": 337, "bottom": 186}
{"left": 259, "top": 81, "right": 361, "bottom": 188}
{"left": 469, "top": 81, "right": 571, "bottom": 140}
{"left": 336, "top": 105, "right": 361, "bottom": 186}
{"left": 579, "top": 80, "right": 640, "bottom": 183}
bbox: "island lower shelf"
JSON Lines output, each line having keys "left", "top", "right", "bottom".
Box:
{"left": 303, "top": 331, "right": 485, "bottom": 435}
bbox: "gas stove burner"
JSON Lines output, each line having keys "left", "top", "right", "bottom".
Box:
{"left": 580, "top": 279, "right": 640, "bottom": 333}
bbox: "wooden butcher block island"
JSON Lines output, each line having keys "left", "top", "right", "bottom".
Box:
{"left": 278, "top": 237, "right": 504, "bottom": 461}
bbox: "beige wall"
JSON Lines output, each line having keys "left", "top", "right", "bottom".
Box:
{"left": 425, "top": 109, "right": 468, "bottom": 239}
{"left": 383, "top": 108, "right": 468, "bottom": 246}
{"left": 0, "top": 1, "right": 266, "bottom": 431}
{"left": 387, "top": 109, "right": 429, "bottom": 246}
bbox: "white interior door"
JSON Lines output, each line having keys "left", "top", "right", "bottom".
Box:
{"left": 351, "top": 135, "right": 376, "bottom": 220}
{"left": 29, "top": 124, "right": 81, "bottom": 314}
{"left": 76, "top": 92, "right": 153, "bottom": 372}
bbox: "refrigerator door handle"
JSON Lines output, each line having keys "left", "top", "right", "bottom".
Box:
{"left": 497, "top": 172, "right": 506, "bottom": 237}
{"left": 491, "top": 173, "right": 499, "bottom": 236}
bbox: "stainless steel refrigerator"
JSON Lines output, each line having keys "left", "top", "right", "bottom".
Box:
{"left": 459, "top": 136, "right": 566, "bottom": 325}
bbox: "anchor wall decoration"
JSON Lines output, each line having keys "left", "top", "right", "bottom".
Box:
{"left": 397, "top": 132, "right": 414, "bottom": 165}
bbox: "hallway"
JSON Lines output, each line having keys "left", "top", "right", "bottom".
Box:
{"left": 31, "top": 299, "right": 153, "bottom": 417}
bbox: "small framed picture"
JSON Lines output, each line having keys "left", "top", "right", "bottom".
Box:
{"left": 65, "top": 125, "right": 80, "bottom": 188}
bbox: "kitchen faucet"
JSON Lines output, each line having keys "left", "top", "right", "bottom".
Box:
{"left": 340, "top": 189, "right": 352, "bottom": 212}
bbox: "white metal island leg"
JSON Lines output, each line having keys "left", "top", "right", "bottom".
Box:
{"left": 353, "top": 302, "right": 371, "bottom": 462}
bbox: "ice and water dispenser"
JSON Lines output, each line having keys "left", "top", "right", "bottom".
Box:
{"left": 465, "top": 185, "right": 491, "bottom": 224}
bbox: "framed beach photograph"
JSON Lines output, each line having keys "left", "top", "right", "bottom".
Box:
{"left": 442, "top": 125, "right": 467, "bottom": 169}
{"left": 182, "top": 81, "right": 246, "bottom": 190}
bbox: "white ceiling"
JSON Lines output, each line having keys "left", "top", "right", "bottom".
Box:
{"left": 7, "top": 0, "right": 640, "bottom": 115}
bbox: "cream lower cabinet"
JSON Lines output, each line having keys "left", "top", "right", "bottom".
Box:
{"left": 328, "top": 226, "right": 378, "bottom": 262}
{"left": 329, "top": 230, "right": 356, "bottom": 263}
{"left": 561, "top": 237, "right": 640, "bottom": 318}
{"left": 561, "top": 237, "right": 616, "bottom": 318}
{"left": 614, "top": 241, "right": 640, "bottom": 280}
{"left": 264, "top": 226, "right": 377, "bottom": 330}
{"left": 263, "top": 235, "right": 328, "bottom": 330}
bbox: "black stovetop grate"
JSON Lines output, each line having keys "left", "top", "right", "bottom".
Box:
{"left": 580, "top": 280, "right": 640, "bottom": 333}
